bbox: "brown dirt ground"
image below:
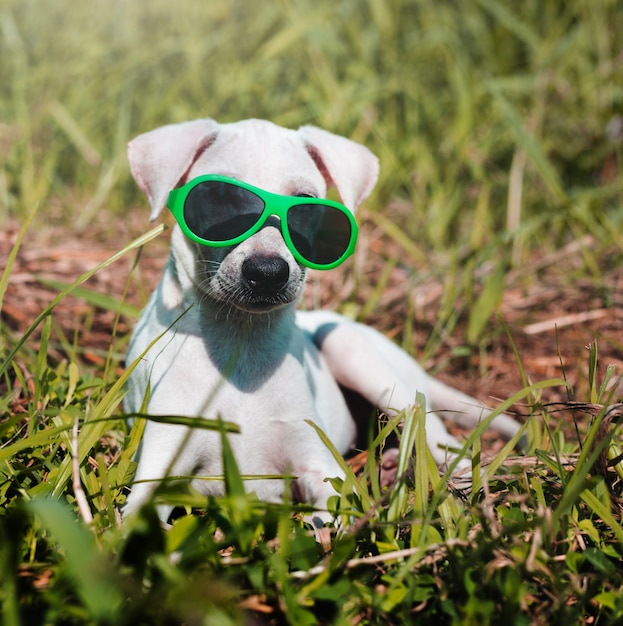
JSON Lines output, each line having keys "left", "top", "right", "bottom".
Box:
{"left": 2, "top": 210, "right": 623, "bottom": 455}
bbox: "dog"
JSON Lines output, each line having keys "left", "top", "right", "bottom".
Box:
{"left": 122, "top": 117, "right": 520, "bottom": 526}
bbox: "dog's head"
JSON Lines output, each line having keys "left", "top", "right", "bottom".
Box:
{"left": 128, "top": 118, "right": 379, "bottom": 313}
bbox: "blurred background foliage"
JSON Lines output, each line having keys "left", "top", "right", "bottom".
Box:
{"left": 1, "top": 0, "right": 621, "bottom": 257}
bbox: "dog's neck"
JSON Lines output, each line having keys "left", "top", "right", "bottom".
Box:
{"left": 198, "top": 299, "right": 300, "bottom": 390}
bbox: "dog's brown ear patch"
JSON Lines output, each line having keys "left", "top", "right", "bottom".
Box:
{"left": 297, "top": 125, "right": 380, "bottom": 211}
{"left": 128, "top": 118, "right": 220, "bottom": 221}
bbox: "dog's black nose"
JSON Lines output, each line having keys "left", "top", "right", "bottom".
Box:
{"left": 242, "top": 255, "right": 290, "bottom": 293}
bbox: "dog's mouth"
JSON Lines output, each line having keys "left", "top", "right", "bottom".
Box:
{"left": 233, "top": 291, "right": 297, "bottom": 313}
{"left": 219, "top": 282, "right": 303, "bottom": 313}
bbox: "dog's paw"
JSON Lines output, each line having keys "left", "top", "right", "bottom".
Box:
{"left": 380, "top": 447, "right": 400, "bottom": 487}
{"left": 303, "top": 510, "right": 338, "bottom": 551}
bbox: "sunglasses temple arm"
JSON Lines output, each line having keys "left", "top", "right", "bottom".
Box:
{"left": 166, "top": 188, "right": 179, "bottom": 211}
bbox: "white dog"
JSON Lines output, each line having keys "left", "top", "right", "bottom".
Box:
{"left": 122, "top": 118, "right": 519, "bottom": 525}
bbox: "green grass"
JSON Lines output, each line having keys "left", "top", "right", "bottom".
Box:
{"left": 1, "top": 0, "right": 623, "bottom": 624}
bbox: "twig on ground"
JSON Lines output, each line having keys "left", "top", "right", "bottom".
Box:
{"left": 72, "top": 416, "right": 94, "bottom": 525}
{"left": 522, "top": 309, "right": 609, "bottom": 335}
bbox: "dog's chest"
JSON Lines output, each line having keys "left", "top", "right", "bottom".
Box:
{"left": 220, "top": 355, "right": 317, "bottom": 421}
{"left": 147, "top": 327, "right": 316, "bottom": 421}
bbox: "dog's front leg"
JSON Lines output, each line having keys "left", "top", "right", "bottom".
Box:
{"left": 124, "top": 421, "right": 201, "bottom": 522}
{"left": 276, "top": 418, "right": 346, "bottom": 529}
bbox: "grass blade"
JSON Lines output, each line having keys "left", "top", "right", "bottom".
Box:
{"left": 484, "top": 80, "right": 566, "bottom": 203}
{"left": 0, "top": 204, "right": 39, "bottom": 311}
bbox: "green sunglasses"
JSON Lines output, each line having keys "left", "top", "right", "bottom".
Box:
{"left": 167, "top": 175, "right": 358, "bottom": 270}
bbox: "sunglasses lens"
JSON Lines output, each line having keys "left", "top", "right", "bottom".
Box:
{"left": 287, "top": 204, "right": 354, "bottom": 265}
{"left": 183, "top": 181, "right": 264, "bottom": 242}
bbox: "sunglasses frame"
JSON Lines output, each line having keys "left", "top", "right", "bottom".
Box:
{"left": 167, "top": 174, "right": 359, "bottom": 270}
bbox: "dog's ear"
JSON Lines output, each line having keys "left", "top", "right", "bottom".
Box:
{"left": 128, "top": 119, "right": 220, "bottom": 220}
{"left": 297, "top": 125, "right": 379, "bottom": 211}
